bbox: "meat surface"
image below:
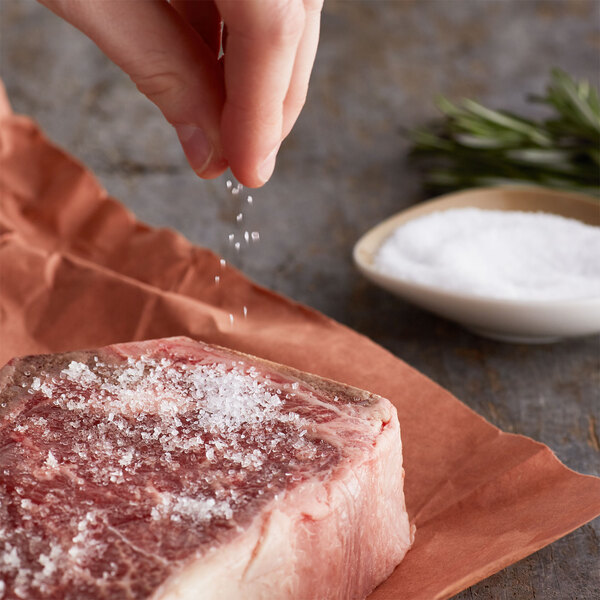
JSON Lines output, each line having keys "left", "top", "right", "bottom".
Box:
{"left": 0, "top": 337, "right": 413, "bottom": 600}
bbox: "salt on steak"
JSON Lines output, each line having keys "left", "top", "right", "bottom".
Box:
{"left": 0, "top": 336, "right": 413, "bottom": 600}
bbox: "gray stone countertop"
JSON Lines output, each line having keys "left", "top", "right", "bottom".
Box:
{"left": 2, "top": 0, "right": 599, "bottom": 598}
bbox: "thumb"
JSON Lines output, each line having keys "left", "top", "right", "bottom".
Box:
{"left": 39, "top": 0, "right": 227, "bottom": 178}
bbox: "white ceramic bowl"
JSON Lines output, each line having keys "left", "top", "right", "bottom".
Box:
{"left": 353, "top": 187, "right": 600, "bottom": 343}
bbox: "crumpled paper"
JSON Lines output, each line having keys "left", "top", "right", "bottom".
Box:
{"left": 1, "top": 83, "right": 599, "bottom": 600}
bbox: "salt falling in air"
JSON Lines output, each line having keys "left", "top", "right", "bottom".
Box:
{"left": 221, "top": 177, "right": 263, "bottom": 327}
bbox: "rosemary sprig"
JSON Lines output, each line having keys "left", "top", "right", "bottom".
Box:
{"left": 409, "top": 69, "right": 600, "bottom": 198}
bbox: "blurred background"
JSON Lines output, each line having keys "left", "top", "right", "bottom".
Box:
{"left": 1, "top": 0, "right": 599, "bottom": 598}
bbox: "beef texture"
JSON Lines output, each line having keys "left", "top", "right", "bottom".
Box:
{"left": 0, "top": 337, "right": 413, "bottom": 600}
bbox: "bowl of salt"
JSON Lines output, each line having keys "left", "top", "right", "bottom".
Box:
{"left": 353, "top": 186, "right": 600, "bottom": 342}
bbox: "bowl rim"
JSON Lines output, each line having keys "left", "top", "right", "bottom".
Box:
{"left": 353, "top": 185, "right": 600, "bottom": 308}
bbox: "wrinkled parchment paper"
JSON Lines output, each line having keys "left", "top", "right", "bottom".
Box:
{"left": 1, "top": 85, "right": 599, "bottom": 600}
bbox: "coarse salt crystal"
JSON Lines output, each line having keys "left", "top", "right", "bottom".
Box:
{"left": 2, "top": 545, "right": 20, "bottom": 569}
{"left": 45, "top": 451, "right": 59, "bottom": 469}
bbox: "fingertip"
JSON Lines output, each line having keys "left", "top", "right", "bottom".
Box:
{"left": 228, "top": 143, "right": 280, "bottom": 188}
{"left": 176, "top": 124, "right": 228, "bottom": 180}
{"left": 195, "top": 157, "right": 229, "bottom": 180}
{"left": 257, "top": 145, "right": 279, "bottom": 184}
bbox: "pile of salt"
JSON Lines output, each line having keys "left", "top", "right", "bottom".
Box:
{"left": 374, "top": 208, "right": 600, "bottom": 301}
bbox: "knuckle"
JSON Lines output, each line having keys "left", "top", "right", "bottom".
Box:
{"left": 132, "top": 69, "right": 186, "bottom": 103}
{"left": 265, "top": 0, "right": 306, "bottom": 44}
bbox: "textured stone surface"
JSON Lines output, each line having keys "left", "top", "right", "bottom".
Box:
{"left": 1, "top": 0, "right": 599, "bottom": 598}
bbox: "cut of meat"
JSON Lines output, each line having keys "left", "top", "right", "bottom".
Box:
{"left": 0, "top": 337, "right": 413, "bottom": 600}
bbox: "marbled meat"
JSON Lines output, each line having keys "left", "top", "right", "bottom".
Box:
{"left": 0, "top": 336, "right": 413, "bottom": 600}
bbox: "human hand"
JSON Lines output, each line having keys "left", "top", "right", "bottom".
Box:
{"left": 38, "top": 0, "right": 323, "bottom": 187}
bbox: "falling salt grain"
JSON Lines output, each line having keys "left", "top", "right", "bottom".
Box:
{"left": 220, "top": 259, "right": 226, "bottom": 267}
{"left": 243, "top": 306, "right": 248, "bottom": 318}
{"left": 247, "top": 195, "right": 253, "bottom": 204}
{"left": 228, "top": 233, "right": 234, "bottom": 243}
{"left": 251, "top": 232, "right": 260, "bottom": 241}
{"left": 236, "top": 213, "right": 243, "bottom": 222}
{"left": 234, "top": 242, "right": 241, "bottom": 251}
{"left": 229, "top": 313, "right": 234, "bottom": 326}
{"left": 244, "top": 231, "right": 250, "bottom": 243}
{"left": 375, "top": 208, "right": 600, "bottom": 301}
{"left": 214, "top": 275, "right": 220, "bottom": 284}
{"left": 226, "top": 180, "right": 232, "bottom": 189}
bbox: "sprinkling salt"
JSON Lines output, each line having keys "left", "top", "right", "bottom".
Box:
{"left": 374, "top": 208, "right": 600, "bottom": 301}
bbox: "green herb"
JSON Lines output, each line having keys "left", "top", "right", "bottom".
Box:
{"left": 409, "top": 69, "right": 600, "bottom": 198}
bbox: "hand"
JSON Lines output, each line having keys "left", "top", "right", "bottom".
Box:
{"left": 38, "top": 0, "right": 323, "bottom": 187}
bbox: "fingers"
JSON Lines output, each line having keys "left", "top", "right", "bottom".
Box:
{"left": 282, "top": 0, "right": 323, "bottom": 139}
{"left": 39, "top": 0, "right": 323, "bottom": 187}
{"left": 217, "top": 0, "right": 312, "bottom": 187}
{"left": 39, "top": 0, "right": 227, "bottom": 179}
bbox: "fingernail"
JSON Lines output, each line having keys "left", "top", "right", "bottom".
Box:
{"left": 175, "top": 125, "right": 213, "bottom": 175}
{"left": 257, "top": 145, "right": 280, "bottom": 184}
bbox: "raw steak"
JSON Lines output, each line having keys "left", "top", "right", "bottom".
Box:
{"left": 0, "top": 337, "right": 413, "bottom": 600}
